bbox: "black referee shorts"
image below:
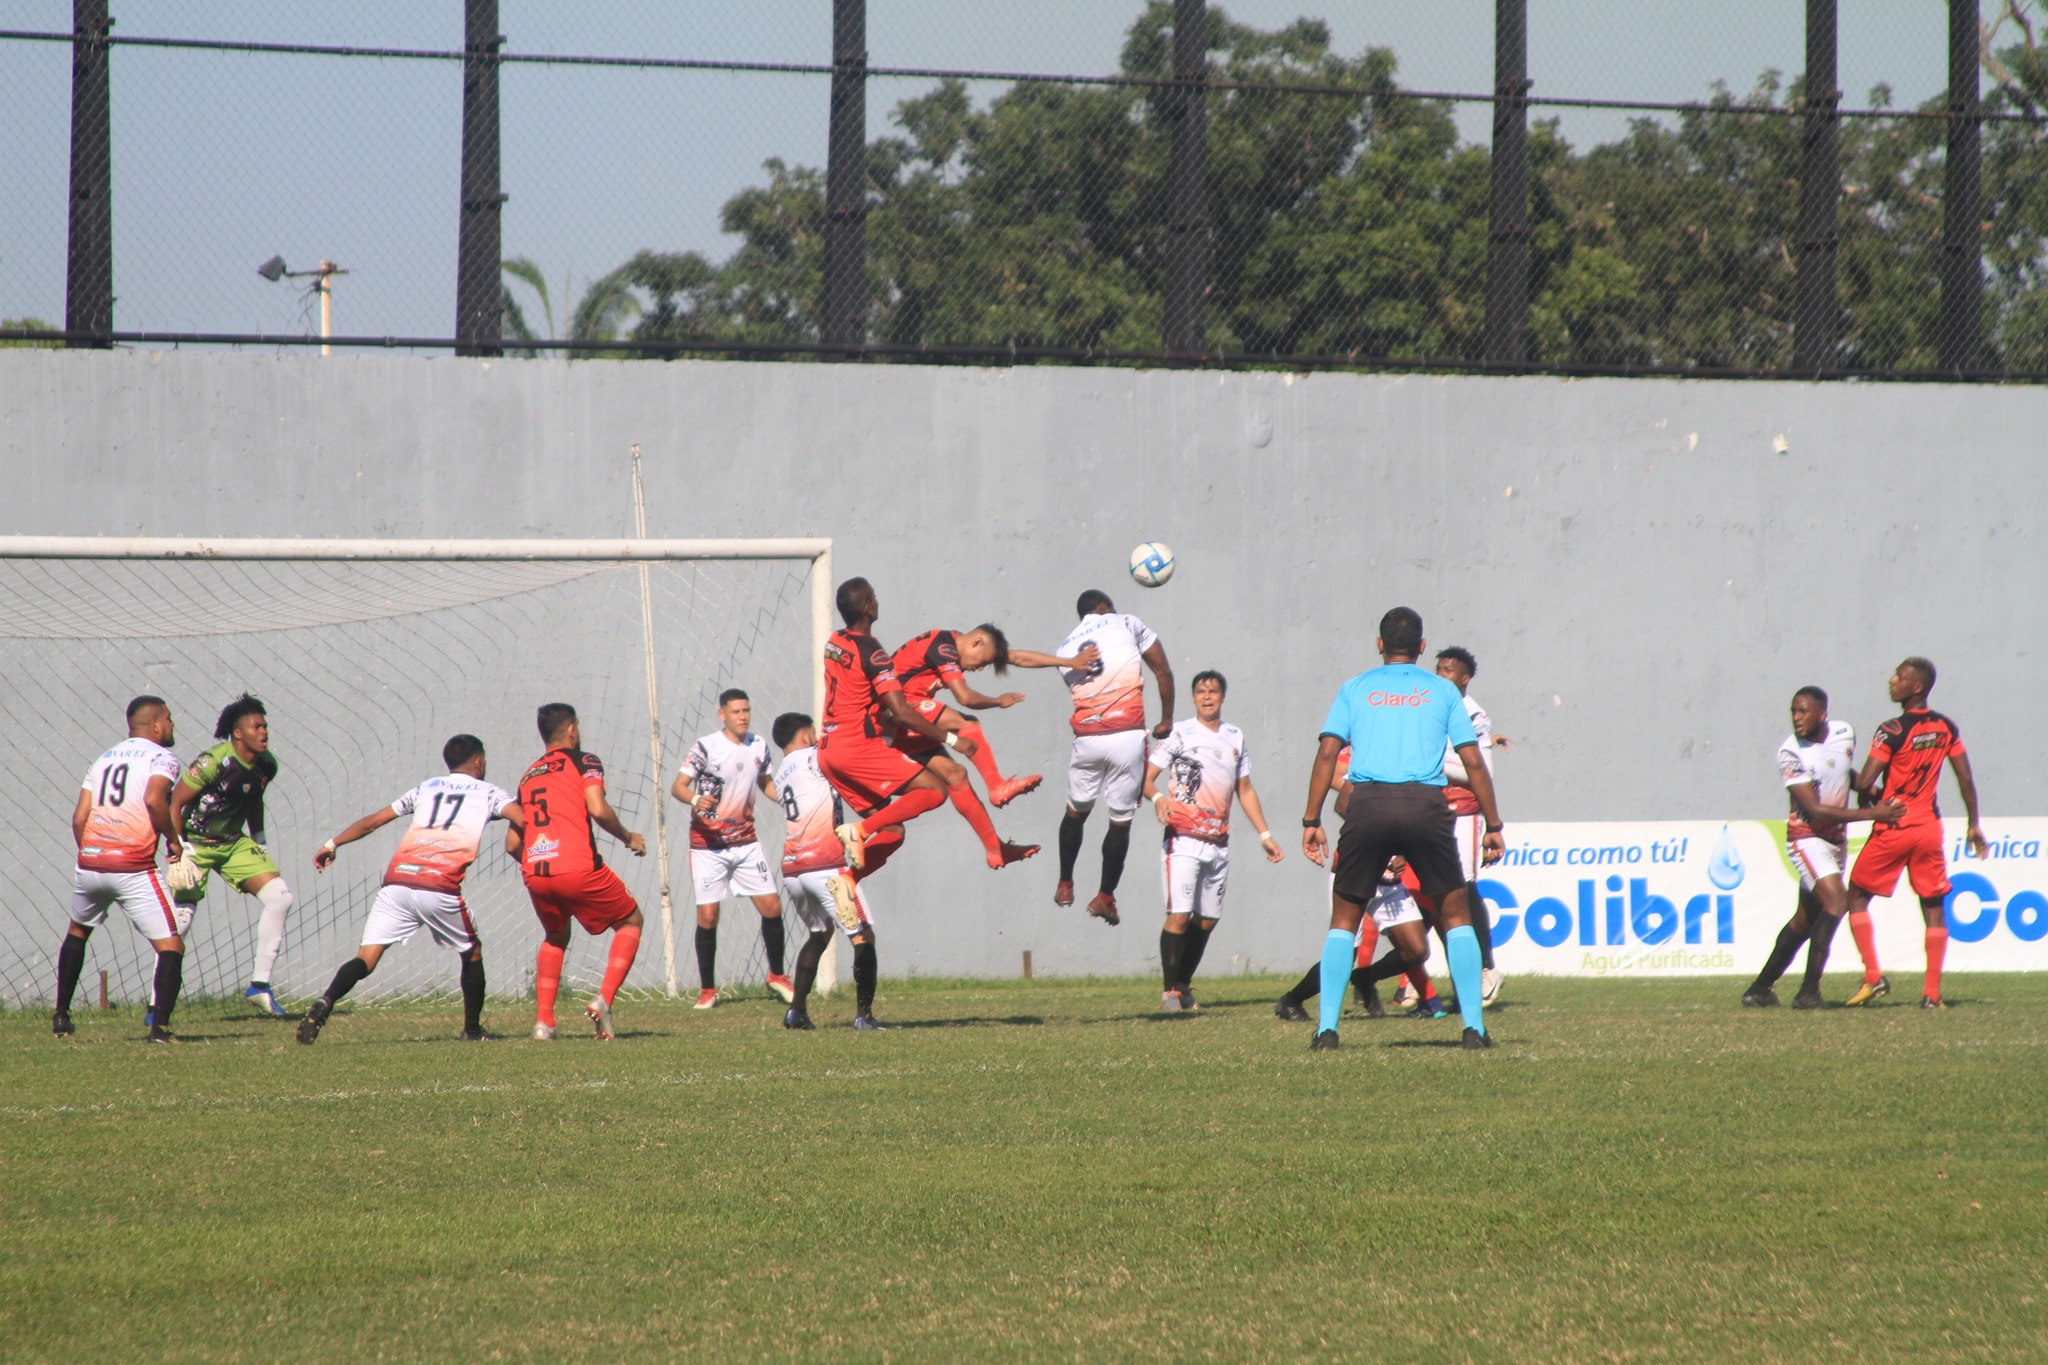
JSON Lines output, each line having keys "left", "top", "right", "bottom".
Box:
{"left": 1331, "top": 782, "right": 1467, "bottom": 906}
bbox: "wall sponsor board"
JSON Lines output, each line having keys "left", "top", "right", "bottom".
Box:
{"left": 1473, "top": 819, "right": 2047, "bottom": 976}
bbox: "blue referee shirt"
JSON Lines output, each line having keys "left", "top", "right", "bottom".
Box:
{"left": 1320, "top": 662, "right": 1477, "bottom": 786}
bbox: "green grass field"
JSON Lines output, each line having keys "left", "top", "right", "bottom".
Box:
{"left": 4, "top": 974, "right": 2044, "bottom": 1363}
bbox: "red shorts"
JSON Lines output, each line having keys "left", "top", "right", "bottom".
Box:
{"left": 891, "top": 696, "right": 949, "bottom": 758}
{"left": 1849, "top": 822, "right": 1949, "bottom": 900}
{"left": 525, "top": 866, "right": 638, "bottom": 935}
{"left": 819, "top": 736, "right": 925, "bottom": 810}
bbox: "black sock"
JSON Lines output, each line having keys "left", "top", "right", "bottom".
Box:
{"left": 1350, "top": 966, "right": 1377, "bottom": 999}
{"left": 1800, "top": 913, "right": 1842, "bottom": 994}
{"left": 1179, "top": 924, "right": 1214, "bottom": 988}
{"left": 325, "top": 956, "right": 372, "bottom": 1005}
{"left": 1471, "top": 901, "right": 1496, "bottom": 970}
{"left": 151, "top": 949, "right": 184, "bottom": 1029}
{"left": 1099, "top": 822, "right": 1131, "bottom": 894}
{"left": 853, "top": 935, "right": 878, "bottom": 1014}
{"left": 1281, "top": 962, "right": 1322, "bottom": 1006}
{"left": 1057, "top": 812, "right": 1086, "bottom": 882}
{"left": 760, "top": 915, "right": 786, "bottom": 977}
{"left": 1753, "top": 919, "right": 1809, "bottom": 992}
{"left": 791, "top": 930, "right": 832, "bottom": 1009}
{"left": 459, "top": 956, "right": 485, "bottom": 1031}
{"left": 55, "top": 933, "right": 88, "bottom": 1014}
{"left": 695, "top": 925, "right": 717, "bottom": 991}
{"left": 1159, "top": 929, "right": 1185, "bottom": 991}
{"left": 1364, "top": 950, "right": 1418, "bottom": 986}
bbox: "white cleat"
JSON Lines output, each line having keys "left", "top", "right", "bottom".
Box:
{"left": 1392, "top": 976, "right": 1419, "bottom": 1009}
{"left": 585, "top": 995, "right": 615, "bottom": 1041}
{"left": 833, "top": 822, "right": 867, "bottom": 870}
{"left": 826, "top": 873, "right": 864, "bottom": 932}
{"left": 1481, "top": 967, "right": 1503, "bottom": 1006}
{"left": 532, "top": 1022, "right": 557, "bottom": 1041}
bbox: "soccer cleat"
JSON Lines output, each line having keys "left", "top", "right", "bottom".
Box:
{"left": 296, "top": 997, "right": 332, "bottom": 1045}
{"left": 1920, "top": 995, "right": 1946, "bottom": 1010}
{"left": 989, "top": 840, "right": 1040, "bottom": 870}
{"left": 1085, "top": 893, "right": 1120, "bottom": 927}
{"left": 585, "top": 995, "right": 615, "bottom": 1041}
{"left": 1461, "top": 1027, "right": 1496, "bottom": 1050}
{"left": 460, "top": 1027, "right": 491, "bottom": 1042}
{"left": 693, "top": 988, "right": 718, "bottom": 1010}
{"left": 142, "top": 1007, "right": 155, "bottom": 1028}
{"left": 245, "top": 983, "right": 287, "bottom": 1018}
{"left": 1179, "top": 986, "right": 1200, "bottom": 1012}
{"left": 1407, "top": 995, "right": 1450, "bottom": 1020}
{"left": 833, "top": 821, "right": 867, "bottom": 870}
{"left": 852, "top": 1011, "right": 885, "bottom": 1031}
{"left": 1844, "top": 975, "right": 1891, "bottom": 1007}
{"left": 765, "top": 974, "right": 797, "bottom": 1004}
{"left": 1273, "top": 998, "right": 1309, "bottom": 1022}
{"left": 532, "top": 1022, "right": 557, "bottom": 1041}
{"left": 1481, "top": 967, "right": 1504, "bottom": 1006}
{"left": 783, "top": 1006, "right": 815, "bottom": 1031}
{"left": 1741, "top": 987, "right": 1780, "bottom": 1008}
{"left": 146, "top": 1025, "right": 179, "bottom": 1044}
{"left": 1391, "top": 977, "right": 1419, "bottom": 1009}
{"left": 1792, "top": 988, "right": 1824, "bottom": 1011}
{"left": 1310, "top": 1029, "right": 1340, "bottom": 1051}
{"left": 1360, "top": 983, "right": 1386, "bottom": 1018}
{"left": 826, "top": 873, "right": 864, "bottom": 932}
{"left": 987, "top": 774, "right": 1043, "bottom": 808}
{"left": 51, "top": 1009, "right": 74, "bottom": 1036}
{"left": 1053, "top": 880, "right": 1075, "bottom": 908}
{"left": 1159, "top": 990, "right": 1183, "bottom": 1013}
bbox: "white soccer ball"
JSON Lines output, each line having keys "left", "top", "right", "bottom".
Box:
{"left": 1129, "top": 541, "right": 1174, "bottom": 588}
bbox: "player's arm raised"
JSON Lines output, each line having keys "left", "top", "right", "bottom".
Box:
{"left": 1301, "top": 734, "right": 1343, "bottom": 866}
{"left": 942, "top": 674, "right": 1027, "bottom": 711}
{"left": 585, "top": 781, "right": 647, "bottom": 857}
{"left": 1949, "top": 750, "right": 1989, "bottom": 858}
{"left": 314, "top": 805, "right": 403, "bottom": 871}
{"left": 877, "top": 688, "right": 975, "bottom": 757}
{"left": 1005, "top": 643, "right": 1099, "bottom": 671}
{"left": 1452, "top": 740, "right": 1506, "bottom": 865}
{"left": 1237, "top": 775, "right": 1283, "bottom": 863}
{"left": 1141, "top": 640, "right": 1176, "bottom": 739}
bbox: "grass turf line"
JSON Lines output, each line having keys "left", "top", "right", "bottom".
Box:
{"left": 3, "top": 974, "right": 2044, "bottom": 1363}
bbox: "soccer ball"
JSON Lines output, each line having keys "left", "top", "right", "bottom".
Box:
{"left": 1128, "top": 541, "right": 1174, "bottom": 588}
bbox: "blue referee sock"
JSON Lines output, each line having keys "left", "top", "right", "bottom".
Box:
{"left": 1446, "top": 924, "right": 1485, "bottom": 1036}
{"left": 1317, "top": 929, "right": 1355, "bottom": 1035}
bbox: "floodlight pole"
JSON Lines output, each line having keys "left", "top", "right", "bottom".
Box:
{"left": 1483, "top": 0, "right": 1531, "bottom": 366}
{"left": 456, "top": 0, "right": 505, "bottom": 357}
{"left": 1939, "top": 0, "right": 1982, "bottom": 373}
{"left": 64, "top": 0, "right": 113, "bottom": 349}
{"left": 1162, "top": 0, "right": 1211, "bottom": 356}
{"left": 821, "top": 0, "right": 867, "bottom": 355}
{"left": 1793, "top": 0, "right": 1840, "bottom": 372}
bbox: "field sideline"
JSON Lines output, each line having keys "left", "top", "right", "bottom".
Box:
{"left": 4, "top": 975, "right": 2044, "bottom": 1363}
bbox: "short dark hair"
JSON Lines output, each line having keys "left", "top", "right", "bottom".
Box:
{"left": 771, "top": 711, "right": 813, "bottom": 750}
{"left": 1379, "top": 607, "right": 1423, "bottom": 656}
{"left": 835, "top": 577, "right": 873, "bottom": 626}
{"left": 1900, "top": 656, "right": 1937, "bottom": 690}
{"left": 214, "top": 693, "right": 266, "bottom": 741}
{"left": 1793, "top": 685, "right": 1829, "bottom": 710}
{"left": 971, "top": 623, "right": 1012, "bottom": 675}
{"left": 443, "top": 733, "right": 486, "bottom": 769}
{"left": 719, "top": 688, "right": 749, "bottom": 707}
{"left": 1435, "top": 646, "right": 1477, "bottom": 677}
{"left": 1191, "top": 670, "right": 1227, "bottom": 696}
{"left": 1076, "top": 589, "right": 1114, "bottom": 616}
{"left": 537, "top": 702, "right": 578, "bottom": 743}
{"left": 126, "top": 694, "right": 167, "bottom": 723}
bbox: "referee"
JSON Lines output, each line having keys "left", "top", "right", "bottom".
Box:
{"left": 1301, "top": 607, "right": 1505, "bottom": 1051}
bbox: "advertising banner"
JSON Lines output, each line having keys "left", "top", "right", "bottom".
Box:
{"left": 1475, "top": 819, "right": 2048, "bottom": 977}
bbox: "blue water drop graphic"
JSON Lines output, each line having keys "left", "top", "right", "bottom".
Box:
{"left": 1707, "top": 823, "right": 1746, "bottom": 890}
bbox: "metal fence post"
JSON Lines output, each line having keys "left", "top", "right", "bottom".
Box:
{"left": 821, "top": 0, "right": 867, "bottom": 354}
{"left": 1483, "top": 0, "right": 1530, "bottom": 366}
{"left": 64, "top": 0, "right": 113, "bottom": 348}
{"left": 1793, "top": 0, "right": 1839, "bottom": 373}
{"left": 1162, "top": 0, "right": 1210, "bottom": 356}
{"left": 1938, "top": 0, "right": 1982, "bottom": 374}
{"left": 455, "top": 0, "right": 504, "bottom": 357}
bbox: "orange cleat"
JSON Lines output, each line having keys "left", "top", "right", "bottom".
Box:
{"left": 693, "top": 988, "right": 718, "bottom": 1010}
{"left": 1086, "top": 892, "right": 1120, "bottom": 926}
{"left": 765, "top": 974, "right": 796, "bottom": 1004}
{"left": 1054, "top": 880, "right": 1075, "bottom": 907}
{"left": 988, "top": 774, "right": 1043, "bottom": 808}
{"left": 990, "top": 840, "right": 1040, "bottom": 869}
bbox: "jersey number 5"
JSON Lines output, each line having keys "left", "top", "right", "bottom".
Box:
{"left": 528, "top": 790, "right": 551, "bottom": 826}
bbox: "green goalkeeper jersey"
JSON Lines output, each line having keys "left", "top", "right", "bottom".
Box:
{"left": 178, "top": 741, "right": 279, "bottom": 845}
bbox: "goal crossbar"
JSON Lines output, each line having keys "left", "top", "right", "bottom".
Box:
{"left": 0, "top": 537, "right": 829, "bottom": 562}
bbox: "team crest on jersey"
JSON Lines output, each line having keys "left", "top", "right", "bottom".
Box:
{"left": 868, "top": 647, "right": 891, "bottom": 669}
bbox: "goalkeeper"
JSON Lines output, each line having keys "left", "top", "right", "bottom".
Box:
{"left": 166, "top": 693, "right": 295, "bottom": 1017}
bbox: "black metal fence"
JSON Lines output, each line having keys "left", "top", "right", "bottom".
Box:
{"left": 4, "top": 0, "right": 2046, "bottom": 380}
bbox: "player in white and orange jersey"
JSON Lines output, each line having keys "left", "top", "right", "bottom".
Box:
{"left": 770, "top": 711, "right": 882, "bottom": 1031}
{"left": 1141, "top": 671, "right": 1280, "bottom": 1012}
{"left": 55, "top": 695, "right": 189, "bottom": 1041}
{"left": 672, "top": 689, "right": 789, "bottom": 1011}
{"left": 1055, "top": 589, "right": 1176, "bottom": 926}
{"left": 297, "top": 733, "right": 524, "bottom": 1044}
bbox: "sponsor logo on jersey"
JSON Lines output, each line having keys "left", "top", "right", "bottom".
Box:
{"left": 526, "top": 834, "right": 560, "bottom": 861}
{"left": 1366, "top": 688, "right": 1435, "bottom": 707}
{"left": 824, "top": 641, "right": 850, "bottom": 665}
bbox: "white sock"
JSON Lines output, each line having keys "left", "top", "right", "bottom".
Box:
{"left": 252, "top": 880, "right": 293, "bottom": 984}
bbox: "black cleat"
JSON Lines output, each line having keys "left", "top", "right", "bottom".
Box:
{"left": 783, "top": 1007, "right": 815, "bottom": 1031}
{"left": 1360, "top": 983, "right": 1386, "bottom": 1018}
{"left": 51, "top": 1009, "right": 74, "bottom": 1036}
{"left": 1791, "top": 988, "right": 1824, "bottom": 1011}
{"left": 1273, "top": 998, "right": 1309, "bottom": 1022}
{"left": 1310, "top": 1029, "right": 1339, "bottom": 1051}
{"left": 1920, "top": 995, "right": 1947, "bottom": 1010}
{"left": 1741, "top": 987, "right": 1780, "bottom": 1008}
{"left": 296, "top": 998, "right": 332, "bottom": 1046}
{"left": 1461, "top": 1027, "right": 1495, "bottom": 1050}
{"left": 460, "top": 1027, "right": 491, "bottom": 1042}
{"left": 146, "top": 1025, "right": 179, "bottom": 1044}
{"left": 853, "top": 1011, "right": 886, "bottom": 1031}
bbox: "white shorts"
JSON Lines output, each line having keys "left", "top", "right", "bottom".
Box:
{"left": 691, "top": 843, "right": 776, "bottom": 904}
{"left": 1787, "top": 836, "right": 1847, "bottom": 892}
{"left": 1067, "top": 730, "right": 1149, "bottom": 819}
{"left": 1162, "top": 835, "right": 1229, "bottom": 920}
{"left": 785, "top": 868, "right": 874, "bottom": 937}
{"left": 362, "top": 884, "right": 480, "bottom": 953}
{"left": 1450, "top": 810, "right": 1486, "bottom": 880}
{"left": 70, "top": 866, "right": 190, "bottom": 941}
{"left": 1369, "top": 879, "right": 1425, "bottom": 929}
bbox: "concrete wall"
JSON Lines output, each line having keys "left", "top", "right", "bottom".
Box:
{"left": 5, "top": 351, "right": 2043, "bottom": 981}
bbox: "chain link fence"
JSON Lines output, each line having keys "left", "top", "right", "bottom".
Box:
{"left": 3, "top": 0, "right": 2044, "bottom": 378}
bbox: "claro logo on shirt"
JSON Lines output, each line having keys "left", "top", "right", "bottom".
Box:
{"left": 1366, "top": 688, "right": 1434, "bottom": 707}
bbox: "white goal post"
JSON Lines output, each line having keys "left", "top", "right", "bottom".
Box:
{"left": 0, "top": 536, "right": 833, "bottom": 1010}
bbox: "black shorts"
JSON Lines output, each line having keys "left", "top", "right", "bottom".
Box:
{"left": 1331, "top": 783, "right": 1467, "bottom": 906}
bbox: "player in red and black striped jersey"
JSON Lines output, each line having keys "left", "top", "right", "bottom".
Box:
{"left": 890, "top": 625, "right": 1092, "bottom": 809}
{"left": 1836, "top": 658, "right": 1987, "bottom": 1009}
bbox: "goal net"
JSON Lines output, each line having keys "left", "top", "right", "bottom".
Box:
{"left": 0, "top": 538, "right": 831, "bottom": 1013}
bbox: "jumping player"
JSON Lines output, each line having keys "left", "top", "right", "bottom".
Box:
{"left": 166, "top": 694, "right": 295, "bottom": 1017}
{"left": 1838, "top": 658, "right": 1987, "bottom": 1009}
{"left": 771, "top": 711, "right": 884, "bottom": 1031}
{"left": 673, "top": 689, "right": 791, "bottom": 1010}
{"left": 1142, "top": 671, "right": 1280, "bottom": 1011}
{"left": 510, "top": 703, "right": 648, "bottom": 1040}
{"left": 1055, "top": 589, "right": 1175, "bottom": 926}
{"left": 1741, "top": 687, "right": 1902, "bottom": 1009}
{"left": 54, "top": 696, "right": 189, "bottom": 1041}
{"left": 891, "top": 624, "right": 1096, "bottom": 808}
{"left": 297, "top": 734, "right": 522, "bottom": 1043}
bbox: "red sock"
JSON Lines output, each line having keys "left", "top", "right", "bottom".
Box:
{"left": 957, "top": 723, "right": 1003, "bottom": 786}
{"left": 602, "top": 923, "right": 641, "bottom": 1005}
{"left": 945, "top": 778, "right": 1001, "bottom": 856}
{"left": 1923, "top": 925, "right": 1948, "bottom": 1001}
{"left": 1351, "top": 920, "right": 1381, "bottom": 970}
{"left": 1408, "top": 965, "right": 1433, "bottom": 999}
{"left": 862, "top": 785, "right": 945, "bottom": 836}
{"left": 852, "top": 828, "right": 903, "bottom": 883}
{"left": 534, "top": 941, "right": 565, "bottom": 1028}
{"left": 1848, "top": 910, "right": 1881, "bottom": 983}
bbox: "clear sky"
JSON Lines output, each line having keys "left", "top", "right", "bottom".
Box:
{"left": 0, "top": 1, "right": 1978, "bottom": 339}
